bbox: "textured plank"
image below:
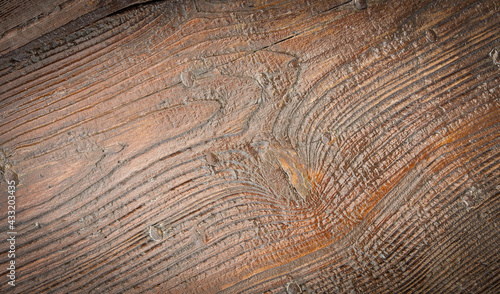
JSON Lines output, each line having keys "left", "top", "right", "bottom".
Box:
{"left": 0, "top": 0, "right": 151, "bottom": 55}
{"left": 0, "top": 0, "right": 499, "bottom": 293}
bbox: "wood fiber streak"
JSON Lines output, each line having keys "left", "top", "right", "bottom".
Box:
{"left": 0, "top": 0, "right": 499, "bottom": 293}
{"left": 0, "top": 0, "right": 153, "bottom": 55}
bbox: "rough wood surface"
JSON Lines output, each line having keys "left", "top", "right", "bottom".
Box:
{"left": 0, "top": 0, "right": 151, "bottom": 55}
{"left": 0, "top": 0, "right": 499, "bottom": 293}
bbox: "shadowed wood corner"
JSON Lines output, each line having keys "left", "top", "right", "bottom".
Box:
{"left": 0, "top": 0, "right": 499, "bottom": 293}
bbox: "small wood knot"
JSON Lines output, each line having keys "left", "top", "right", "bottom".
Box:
{"left": 321, "top": 132, "right": 332, "bottom": 145}
{"left": 288, "top": 59, "right": 299, "bottom": 69}
{"left": 181, "top": 70, "right": 195, "bottom": 87}
{"left": 490, "top": 49, "right": 500, "bottom": 66}
{"left": 258, "top": 72, "right": 270, "bottom": 86}
{"left": 286, "top": 281, "right": 302, "bottom": 294}
{"left": 205, "top": 152, "right": 219, "bottom": 166}
{"left": 148, "top": 225, "right": 163, "bottom": 241}
{"left": 354, "top": 0, "right": 367, "bottom": 10}
{"left": 3, "top": 167, "right": 19, "bottom": 185}
{"left": 426, "top": 29, "right": 437, "bottom": 43}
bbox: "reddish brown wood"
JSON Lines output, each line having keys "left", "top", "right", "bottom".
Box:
{"left": 0, "top": 0, "right": 499, "bottom": 293}
{"left": 0, "top": 0, "right": 151, "bottom": 55}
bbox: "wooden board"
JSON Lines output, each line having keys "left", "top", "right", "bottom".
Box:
{"left": 0, "top": 0, "right": 151, "bottom": 55}
{"left": 0, "top": 0, "right": 499, "bottom": 293}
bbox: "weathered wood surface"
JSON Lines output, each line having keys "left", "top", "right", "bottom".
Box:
{"left": 0, "top": 0, "right": 499, "bottom": 293}
{"left": 0, "top": 0, "right": 151, "bottom": 55}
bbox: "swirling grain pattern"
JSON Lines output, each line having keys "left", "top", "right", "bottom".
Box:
{"left": 0, "top": 0, "right": 498, "bottom": 293}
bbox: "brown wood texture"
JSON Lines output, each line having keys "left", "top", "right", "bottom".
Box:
{"left": 0, "top": 0, "right": 151, "bottom": 55}
{"left": 0, "top": 0, "right": 499, "bottom": 293}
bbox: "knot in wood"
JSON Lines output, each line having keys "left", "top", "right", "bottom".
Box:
{"left": 354, "top": 0, "right": 367, "bottom": 10}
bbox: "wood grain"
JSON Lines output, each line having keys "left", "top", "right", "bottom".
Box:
{"left": 0, "top": 0, "right": 499, "bottom": 293}
{"left": 0, "top": 0, "right": 152, "bottom": 55}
